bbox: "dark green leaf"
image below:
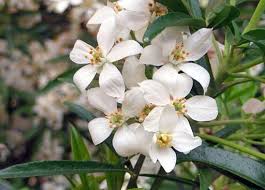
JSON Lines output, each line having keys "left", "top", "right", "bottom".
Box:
{"left": 176, "top": 146, "right": 265, "bottom": 189}
{"left": 185, "top": 0, "right": 203, "bottom": 18}
{"left": 207, "top": 5, "right": 240, "bottom": 28}
{"left": 198, "top": 167, "right": 213, "bottom": 190}
{"left": 157, "top": 0, "right": 188, "bottom": 13}
{"left": 242, "top": 29, "right": 265, "bottom": 53}
{"left": 0, "top": 161, "right": 128, "bottom": 179}
{"left": 38, "top": 67, "right": 80, "bottom": 94}
{"left": 143, "top": 12, "right": 205, "bottom": 42}
{"left": 65, "top": 102, "right": 95, "bottom": 121}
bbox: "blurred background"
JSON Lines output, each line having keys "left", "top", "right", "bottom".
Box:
{"left": 0, "top": 0, "right": 264, "bottom": 190}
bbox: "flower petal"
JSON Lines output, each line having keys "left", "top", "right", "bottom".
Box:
{"left": 73, "top": 65, "right": 97, "bottom": 92}
{"left": 122, "top": 56, "right": 147, "bottom": 89}
{"left": 178, "top": 63, "right": 210, "bottom": 93}
{"left": 139, "top": 80, "right": 171, "bottom": 106}
{"left": 70, "top": 40, "right": 94, "bottom": 64}
{"left": 122, "top": 87, "right": 146, "bottom": 118}
{"left": 175, "top": 115, "right": 193, "bottom": 136}
{"left": 99, "top": 63, "right": 125, "bottom": 102}
{"left": 97, "top": 17, "right": 117, "bottom": 56}
{"left": 149, "top": 144, "right": 176, "bottom": 173}
{"left": 185, "top": 96, "right": 218, "bottom": 121}
{"left": 87, "top": 87, "right": 117, "bottom": 114}
{"left": 242, "top": 98, "right": 265, "bottom": 114}
{"left": 159, "top": 105, "right": 178, "bottom": 133}
{"left": 87, "top": 6, "right": 116, "bottom": 25}
{"left": 88, "top": 117, "right": 113, "bottom": 145}
{"left": 107, "top": 40, "right": 143, "bottom": 62}
{"left": 184, "top": 28, "right": 212, "bottom": 61}
{"left": 118, "top": 0, "right": 150, "bottom": 12}
{"left": 135, "top": 25, "right": 148, "bottom": 43}
{"left": 143, "top": 106, "right": 164, "bottom": 132}
{"left": 173, "top": 73, "right": 193, "bottom": 99}
{"left": 172, "top": 133, "right": 202, "bottom": 153}
{"left": 117, "top": 10, "right": 149, "bottom": 31}
{"left": 139, "top": 45, "right": 165, "bottom": 66}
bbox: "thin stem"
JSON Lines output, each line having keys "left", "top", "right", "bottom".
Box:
{"left": 229, "top": 133, "right": 265, "bottom": 140}
{"left": 228, "top": 72, "right": 265, "bottom": 83}
{"left": 243, "top": 138, "right": 265, "bottom": 145}
{"left": 231, "top": 57, "right": 263, "bottom": 72}
{"left": 127, "top": 154, "right": 145, "bottom": 188}
{"left": 198, "top": 119, "right": 265, "bottom": 127}
{"left": 150, "top": 167, "right": 166, "bottom": 190}
{"left": 198, "top": 134, "right": 265, "bottom": 160}
{"left": 243, "top": 0, "right": 265, "bottom": 34}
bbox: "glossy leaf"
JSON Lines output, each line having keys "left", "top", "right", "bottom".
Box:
{"left": 157, "top": 0, "right": 188, "bottom": 13}
{"left": 242, "top": 29, "right": 265, "bottom": 52}
{"left": 143, "top": 12, "right": 205, "bottom": 42}
{"left": 0, "top": 161, "right": 128, "bottom": 178}
{"left": 176, "top": 146, "right": 265, "bottom": 189}
{"left": 185, "top": 0, "right": 202, "bottom": 18}
{"left": 65, "top": 102, "right": 95, "bottom": 121}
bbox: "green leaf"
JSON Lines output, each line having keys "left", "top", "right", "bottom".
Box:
{"left": 38, "top": 67, "right": 80, "bottom": 94}
{"left": 65, "top": 102, "right": 95, "bottom": 121}
{"left": 176, "top": 146, "right": 265, "bottom": 189}
{"left": 157, "top": 0, "right": 188, "bottom": 13}
{"left": 198, "top": 167, "right": 213, "bottom": 190}
{"left": 207, "top": 5, "right": 240, "bottom": 28}
{"left": 242, "top": 29, "right": 265, "bottom": 53}
{"left": 0, "top": 161, "right": 128, "bottom": 179}
{"left": 70, "top": 126, "right": 90, "bottom": 161}
{"left": 185, "top": 0, "right": 203, "bottom": 19}
{"left": 143, "top": 12, "right": 205, "bottom": 42}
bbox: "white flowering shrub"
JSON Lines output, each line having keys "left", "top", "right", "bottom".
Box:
{"left": 0, "top": 0, "right": 265, "bottom": 190}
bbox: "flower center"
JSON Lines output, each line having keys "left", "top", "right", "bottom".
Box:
{"left": 88, "top": 47, "right": 104, "bottom": 65}
{"left": 170, "top": 43, "right": 189, "bottom": 62}
{"left": 172, "top": 98, "right": 187, "bottom": 114}
{"left": 149, "top": 1, "right": 168, "bottom": 17}
{"left": 106, "top": 109, "right": 124, "bottom": 128}
{"left": 138, "top": 104, "right": 155, "bottom": 122}
{"left": 156, "top": 133, "right": 172, "bottom": 148}
{"left": 113, "top": 2, "right": 123, "bottom": 13}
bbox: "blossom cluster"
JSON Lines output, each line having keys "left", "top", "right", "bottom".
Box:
{"left": 70, "top": 0, "right": 218, "bottom": 172}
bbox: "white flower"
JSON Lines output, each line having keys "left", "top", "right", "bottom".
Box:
{"left": 140, "top": 28, "right": 213, "bottom": 92}
{"left": 148, "top": 106, "right": 202, "bottom": 173}
{"left": 46, "top": 0, "right": 83, "bottom": 13}
{"left": 242, "top": 98, "right": 265, "bottom": 114}
{"left": 70, "top": 38, "right": 143, "bottom": 101}
{"left": 87, "top": 88, "right": 151, "bottom": 157}
{"left": 139, "top": 65, "right": 218, "bottom": 131}
{"left": 87, "top": 0, "right": 150, "bottom": 43}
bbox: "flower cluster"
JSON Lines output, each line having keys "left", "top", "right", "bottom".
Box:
{"left": 70, "top": 0, "right": 218, "bottom": 172}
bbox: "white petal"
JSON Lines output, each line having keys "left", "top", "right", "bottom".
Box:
{"left": 99, "top": 63, "right": 125, "bottom": 102}
{"left": 88, "top": 118, "right": 113, "bottom": 145}
{"left": 122, "top": 56, "right": 147, "bottom": 89}
{"left": 175, "top": 115, "right": 193, "bottom": 136}
{"left": 135, "top": 25, "right": 148, "bottom": 43}
{"left": 152, "top": 27, "right": 185, "bottom": 57}
{"left": 153, "top": 64, "right": 192, "bottom": 99}
{"left": 54, "top": 1, "right": 69, "bottom": 13}
{"left": 242, "top": 98, "right": 265, "bottom": 114}
{"left": 118, "top": 0, "right": 150, "bottom": 12}
{"left": 116, "top": 27, "right": 131, "bottom": 41}
{"left": 149, "top": 144, "right": 176, "bottom": 173}
{"left": 73, "top": 65, "right": 97, "bottom": 92}
{"left": 178, "top": 63, "right": 210, "bottom": 93}
{"left": 70, "top": 0, "right": 82, "bottom": 5}
{"left": 184, "top": 28, "right": 212, "bottom": 61}
{"left": 139, "top": 45, "right": 165, "bottom": 66}
{"left": 87, "top": 87, "right": 117, "bottom": 114}
{"left": 139, "top": 80, "right": 170, "bottom": 106}
{"left": 159, "top": 105, "right": 178, "bottom": 133}
{"left": 172, "top": 133, "right": 202, "bottom": 153}
{"left": 97, "top": 17, "right": 117, "bottom": 56}
{"left": 117, "top": 10, "right": 149, "bottom": 31}
{"left": 87, "top": 6, "right": 116, "bottom": 25}
{"left": 70, "top": 40, "right": 94, "bottom": 64}
{"left": 107, "top": 40, "right": 143, "bottom": 62}
{"left": 133, "top": 124, "right": 153, "bottom": 156}
{"left": 185, "top": 96, "right": 218, "bottom": 121}
{"left": 143, "top": 106, "right": 164, "bottom": 132}
{"left": 122, "top": 87, "right": 146, "bottom": 118}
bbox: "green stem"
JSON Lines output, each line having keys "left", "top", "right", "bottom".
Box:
{"left": 243, "top": 138, "right": 265, "bottom": 145}
{"left": 127, "top": 155, "right": 145, "bottom": 188}
{"left": 231, "top": 57, "right": 263, "bottom": 73}
{"left": 243, "top": 0, "right": 265, "bottom": 34}
{"left": 228, "top": 72, "right": 265, "bottom": 83}
{"left": 150, "top": 167, "right": 166, "bottom": 190}
{"left": 198, "top": 134, "right": 265, "bottom": 160}
{"left": 198, "top": 119, "right": 265, "bottom": 127}
{"left": 229, "top": 133, "right": 265, "bottom": 140}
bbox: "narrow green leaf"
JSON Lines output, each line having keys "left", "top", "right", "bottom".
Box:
{"left": 143, "top": 12, "right": 205, "bottom": 42}
{"left": 186, "top": 0, "right": 203, "bottom": 18}
{"left": 65, "top": 102, "right": 95, "bottom": 121}
{"left": 38, "top": 67, "right": 80, "bottom": 94}
{"left": 242, "top": 29, "right": 265, "bottom": 53}
{"left": 207, "top": 5, "right": 240, "bottom": 28}
{"left": 176, "top": 146, "right": 265, "bottom": 188}
{"left": 198, "top": 167, "right": 213, "bottom": 190}
{"left": 0, "top": 161, "right": 128, "bottom": 179}
{"left": 157, "top": 0, "right": 188, "bottom": 13}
